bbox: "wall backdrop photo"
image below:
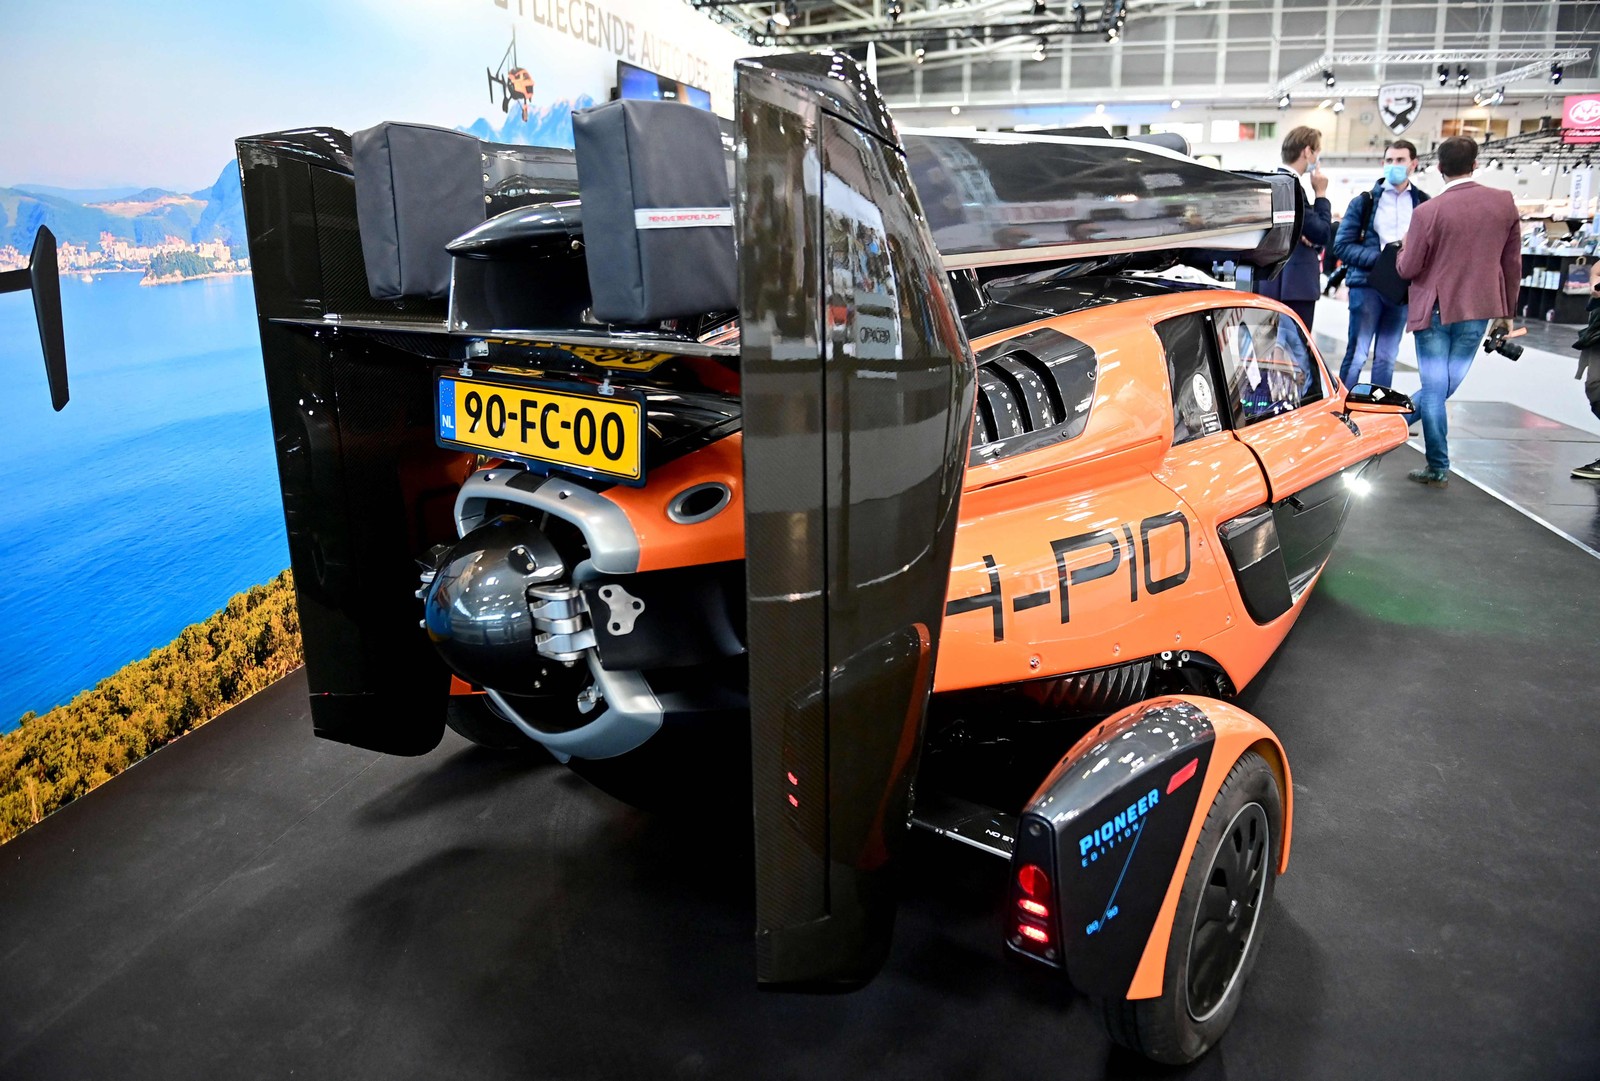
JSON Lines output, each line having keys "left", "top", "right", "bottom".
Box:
{"left": 0, "top": 0, "right": 749, "bottom": 841}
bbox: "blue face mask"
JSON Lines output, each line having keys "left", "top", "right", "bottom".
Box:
{"left": 1384, "top": 163, "right": 1410, "bottom": 186}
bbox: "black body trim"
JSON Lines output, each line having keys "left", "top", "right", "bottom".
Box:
{"left": 1217, "top": 506, "right": 1294, "bottom": 624}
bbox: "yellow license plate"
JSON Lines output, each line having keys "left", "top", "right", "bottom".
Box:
{"left": 436, "top": 374, "right": 644, "bottom": 484}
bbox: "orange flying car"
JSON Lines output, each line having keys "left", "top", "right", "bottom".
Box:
{"left": 229, "top": 52, "right": 1413, "bottom": 1066}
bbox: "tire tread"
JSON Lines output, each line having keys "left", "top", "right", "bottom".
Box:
{"left": 1093, "top": 749, "right": 1279, "bottom": 1065}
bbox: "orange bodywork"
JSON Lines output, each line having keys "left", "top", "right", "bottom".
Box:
{"left": 468, "top": 289, "right": 1406, "bottom": 702}
{"left": 606, "top": 431, "right": 745, "bottom": 572}
{"left": 936, "top": 292, "right": 1406, "bottom": 695}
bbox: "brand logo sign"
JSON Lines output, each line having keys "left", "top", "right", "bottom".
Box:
{"left": 1377, "top": 83, "right": 1423, "bottom": 135}
{"left": 1562, "top": 95, "right": 1600, "bottom": 145}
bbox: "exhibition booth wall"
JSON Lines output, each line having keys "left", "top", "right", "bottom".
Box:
{"left": 0, "top": 0, "right": 748, "bottom": 840}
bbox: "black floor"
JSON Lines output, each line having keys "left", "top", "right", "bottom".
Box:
{"left": 2, "top": 445, "right": 1599, "bottom": 1081}
{"left": 1315, "top": 318, "right": 1600, "bottom": 554}
{"left": 1503, "top": 316, "right": 1588, "bottom": 356}
{"left": 1421, "top": 400, "right": 1600, "bottom": 554}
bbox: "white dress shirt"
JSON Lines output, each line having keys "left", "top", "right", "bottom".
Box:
{"left": 1375, "top": 183, "right": 1414, "bottom": 248}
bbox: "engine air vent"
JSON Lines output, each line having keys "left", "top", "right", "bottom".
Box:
{"left": 970, "top": 328, "right": 1097, "bottom": 464}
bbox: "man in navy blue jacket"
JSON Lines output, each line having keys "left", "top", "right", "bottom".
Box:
{"left": 1331, "top": 139, "right": 1430, "bottom": 389}
{"left": 1258, "top": 126, "right": 1332, "bottom": 336}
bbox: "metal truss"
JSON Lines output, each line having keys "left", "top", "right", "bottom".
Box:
{"left": 1415, "top": 127, "right": 1599, "bottom": 169}
{"left": 689, "top": 0, "right": 1133, "bottom": 50}
{"left": 1275, "top": 50, "right": 1592, "bottom": 97}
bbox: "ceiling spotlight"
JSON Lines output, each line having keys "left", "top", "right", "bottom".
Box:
{"left": 1491, "top": 86, "right": 1505, "bottom": 106}
{"left": 1032, "top": 0, "right": 1047, "bottom": 14}
{"left": 1551, "top": 63, "right": 1564, "bottom": 85}
{"left": 1171, "top": 98, "right": 1182, "bottom": 109}
{"left": 1096, "top": 103, "right": 1107, "bottom": 114}
{"left": 950, "top": 105, "right": 961, "bottom": 115}
{"left": 1105, "top": 23, "right": 1120, "bottom": 41}
{"left": 1489, "top": 158, "right": 1500, "bottom": 169}
{"left": 1070, "top": 0, "right": 1086, "bottom": 30}
{"left": 887, "top": 0, "right": 901, "bottom": 23}
{"left": 1513, "top": 164, "right": 1521, "bottom": 174}
{"left": 1322, "top": 68, "right": 1336, "bottom": 88}
{"left": 1034, "top": 35, "right": 1048, "bottom": 61}
{"left": 1332, "top": 97, "right": 1346, "bottom": 113}
{"left": 1319, "top": 98, "right": 1333, "bottom": 110}
{"left": 1437, "top": 64, "right": 1450, "bottom": 87}
{"left": 771, "top": 3, "right": 791, "bottom": 27}
{"left": 1456, "top": 65, "right": 1470, "bottom": 86}
{"left": 914, "top": 45, "right": 926, "bottom": 63}
{"left": 1542, "top": 164, "right": 1553, "bottom": 175}
{"left": 1278, "top": 93, "right": 1292, "bottom": 110}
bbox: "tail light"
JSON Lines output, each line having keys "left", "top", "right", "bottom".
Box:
{"left": 1008, "top": 861, "right": 1059, "bottom": 961}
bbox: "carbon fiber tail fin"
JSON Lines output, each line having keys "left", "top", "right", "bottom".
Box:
{"left": 0, "top": 226, "right": 69, "bottom": 410}
{"left": 738, "top": 53, "right": 975, "bottom": 987}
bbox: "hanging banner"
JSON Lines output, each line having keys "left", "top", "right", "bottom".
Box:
{"left": 1377, "top": 83, "right": 1423, "bottom": 135}
{"left": 1562, "top": 94, "right": 1600, "bottom": 145}
{"left": 1571, "top": 168, "right": 1595, "bottom": 218}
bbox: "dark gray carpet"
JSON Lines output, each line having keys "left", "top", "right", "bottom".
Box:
{"left": 2, "top": 445, "right": 1597, "bottom": 1081}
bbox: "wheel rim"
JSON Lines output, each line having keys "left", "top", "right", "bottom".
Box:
{"left": 1185, "top": 801, "right": 1270, "bottom": 1023}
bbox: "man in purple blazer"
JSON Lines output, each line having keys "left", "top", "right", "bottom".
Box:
{"left": 1395, "top": 136, "right": 1523, "bottom": 487}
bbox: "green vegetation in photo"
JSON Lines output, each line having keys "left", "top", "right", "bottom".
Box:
{"left": 0, "top": 571, "right": 302, "bottom": 844}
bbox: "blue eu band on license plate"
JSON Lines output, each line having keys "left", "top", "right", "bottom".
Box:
{"left": 436, "top": 374, "right": 645, "bottom": 484}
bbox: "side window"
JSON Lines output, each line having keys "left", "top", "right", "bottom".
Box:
{"left": 1211, "top": 307, "right": 1324, "bottom": 426}
{"left": 1155, "top": 313, "right": 1225, "bottom": 445}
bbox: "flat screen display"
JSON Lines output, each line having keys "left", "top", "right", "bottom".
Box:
{"left": 617, "top": 60, "right": 712, "bottom": 111}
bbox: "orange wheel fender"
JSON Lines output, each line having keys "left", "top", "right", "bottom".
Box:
{"left": 1005, "top": 696, "right": 1290, "bottom": 1003}
{"left": 1123, "top": 695, "right": 1290, "bottom": 1001}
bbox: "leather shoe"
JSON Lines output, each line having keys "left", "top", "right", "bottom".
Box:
{"left": 1407, "top": 468, "right": 1448, "bottom": 487}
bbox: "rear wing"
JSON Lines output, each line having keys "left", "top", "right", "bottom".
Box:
{"left": 902, "top": 130, "right": 1300, "bottom": 280}
{"left": 0, "top": 226, "right": 69, "bottom": 410}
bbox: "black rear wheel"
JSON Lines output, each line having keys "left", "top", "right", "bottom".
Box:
{"left": 1096, "top": 750, "right": 1281, "bottom": 1064}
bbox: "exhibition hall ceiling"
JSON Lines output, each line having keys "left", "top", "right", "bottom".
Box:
{"left": 692, "top": 0, "right": 1600, "bottom": 106}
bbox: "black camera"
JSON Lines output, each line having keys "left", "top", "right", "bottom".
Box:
{"left": 1483, "top": 326, "right": 1524, "bottom": 361}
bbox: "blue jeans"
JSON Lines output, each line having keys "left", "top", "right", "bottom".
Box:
{"left": 1410, "top": 309, "right": 1490, "bottom": 473}
{"left": 1340, "top": 286, "right": 1407, "bottom": 389}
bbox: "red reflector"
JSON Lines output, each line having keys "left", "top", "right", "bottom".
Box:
{"left": 1018, "top": 898, "right": 1049, "bottom": 918}
{"left": 1016, "top": 863, "right": 1050, "bottom": 898}
{"left": 786, "top": 794, "right": 799, "bottom": 808}
{"left": 786, "top": 771, "right": 799, "bottom": 786}
{"left": 1167, "top": 756, "right": 1200, "bottom": 794}
{"left": 1019, "top": 924, "right": 1050, "bottom": 946}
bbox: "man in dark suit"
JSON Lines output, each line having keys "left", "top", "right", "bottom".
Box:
{"left": 1257, "top": 125, "right": 1332, "bottom": 339}
{"left": 1332, "top": 139, "right": 1429, "bottom": 390}
{"left": 1394, "top": 135, "right": 1522, "bottom": 487}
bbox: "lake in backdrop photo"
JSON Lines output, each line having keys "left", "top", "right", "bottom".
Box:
{"left": 0, "top": 272, "right": 288, "bottom": 732}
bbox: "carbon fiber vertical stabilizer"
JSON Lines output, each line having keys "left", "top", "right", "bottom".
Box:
{"left": 739, "top": 53, "right": 976, "bottom": 987}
